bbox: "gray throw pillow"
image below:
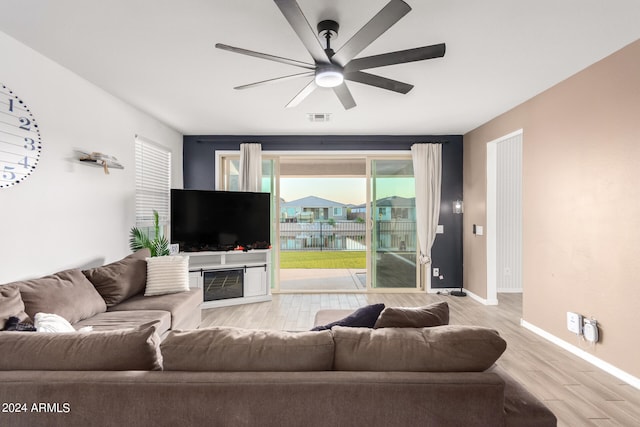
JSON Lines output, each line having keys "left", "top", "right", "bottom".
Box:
{"left": 83, "top": 249, "right": 150, "bottom": 306}
{"left": 0, "top": 285, "right": 30, "bottom": 329}
{"left": 374, "top": 301, "right": 449, "bottom": 328}
{"left": 162, "top": 327, "right": 334, "bottom": 371}
{"left": 10, "top": 268, "right": 107, "bottom": 324}
{"left": 333, "top": 325, "right": 507, "bottom": 372}
{"left": 0, "top": 325, "right": 162, "bottom": 371}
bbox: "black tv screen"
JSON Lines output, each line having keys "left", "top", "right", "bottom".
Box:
{"left": 171, "top": 189, "right": 270, "bottom": 252}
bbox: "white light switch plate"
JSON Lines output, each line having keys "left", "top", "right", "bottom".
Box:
{"left": 436, "top": 225, "right": 444, "bottom": 234}
{"left": 567, "top": 312, "right": 582, "bottom": 335}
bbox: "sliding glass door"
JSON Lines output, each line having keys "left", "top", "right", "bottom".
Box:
{"left": 219, "top": 152, "right": 420, "bottom": 291}
{"left": 369, "top": 158, "right": 419, "bottom": 289}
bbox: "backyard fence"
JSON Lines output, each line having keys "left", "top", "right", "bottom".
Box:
{"left": 279, "top": 221, "right": 416, "bottom": 252}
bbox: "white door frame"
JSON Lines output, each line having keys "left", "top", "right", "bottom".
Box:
{"left": 215, "top": 150, "right": 423, "bottom": 293}
{"left": 486, "top": 129, "right": 523, "bottom": 305}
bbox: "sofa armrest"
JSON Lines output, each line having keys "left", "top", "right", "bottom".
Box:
{"left": 489, "top": 366, "right": 557, "bottom": 427}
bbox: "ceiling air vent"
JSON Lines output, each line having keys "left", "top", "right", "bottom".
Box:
{"left": 307, "top": 113, "right": 331, "bottom": 122}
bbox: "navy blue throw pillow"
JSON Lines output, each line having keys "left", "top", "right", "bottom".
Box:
{"left": 311, "top": 304, "right": 385, "bottom": 331}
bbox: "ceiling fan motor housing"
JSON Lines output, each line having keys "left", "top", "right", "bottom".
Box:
{"left": 317, "top": 19, "right": 339, "bottom": 40}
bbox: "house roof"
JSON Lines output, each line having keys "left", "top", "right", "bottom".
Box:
{"left": 1, "top": 1, "right": 639, "bottom": 135}
{"left": 376, "top": 196, "right": 415, "bottom": 207}
{"left": 281, "top": 195, "right": 346, "bottom": 208}
{"left": 352, "top": 196, "right": 415, "bottom": 209}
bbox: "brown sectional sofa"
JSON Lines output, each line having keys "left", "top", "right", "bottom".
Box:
{"left": 0, "top": 325, "right": 556, "bottom": 426}
{"left": 1, "top": 249, "right": 202, "bottom": 338}
{"left": 0, "top": 254, "right": 555, "bottom": 426}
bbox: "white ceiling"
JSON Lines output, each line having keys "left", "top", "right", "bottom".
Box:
{"left": 1, "top": 0, "right": 639, "bottom": 136}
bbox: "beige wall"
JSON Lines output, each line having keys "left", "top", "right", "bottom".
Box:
{"left": 463, "top": 39, "right": 640, "bottom": 378}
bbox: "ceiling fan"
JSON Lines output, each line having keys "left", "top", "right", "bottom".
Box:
{"left": 215, "top": 0, "right": 445, "bottom": 110}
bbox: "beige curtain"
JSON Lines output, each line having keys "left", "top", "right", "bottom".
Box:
{"left": 411, "top": 143, "right": 442, "bottom": 264}
{"left": 239, "top": 143, "right": 262, "bottom": 192}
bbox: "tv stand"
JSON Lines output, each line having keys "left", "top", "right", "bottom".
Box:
{"left": 186, "top": 250, "right": 271, "bottom": 309}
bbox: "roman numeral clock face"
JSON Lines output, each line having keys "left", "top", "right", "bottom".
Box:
{"left": 0, "top": 83, "right": 42, "bottom": 188}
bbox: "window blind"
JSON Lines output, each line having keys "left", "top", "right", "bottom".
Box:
{"left": 135, "top": 136, "right": 171, "bottom": 227}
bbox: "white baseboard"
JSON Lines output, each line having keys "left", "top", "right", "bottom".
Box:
{"left": 466, "top": 289, "right": 499, "bottom": 305}
{"left": 521, "top": 319, "right": 640, "bottom": 390}
{"left": 427, "top": 288, "right": 498, "bottom": 305}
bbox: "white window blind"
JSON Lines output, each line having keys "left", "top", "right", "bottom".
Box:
{"left": 135, "top": 136, "right": 171, "bottom": 227}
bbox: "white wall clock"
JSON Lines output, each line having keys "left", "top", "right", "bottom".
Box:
{"left": 0, "top": 83, "right": 42, "bottom": 188}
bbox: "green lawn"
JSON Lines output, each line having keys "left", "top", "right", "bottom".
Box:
{"left": 280, "top": 251, "right": 366, "bottom": 269}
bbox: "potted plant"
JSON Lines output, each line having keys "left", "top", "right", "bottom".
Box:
{"left": 129, "top": 210, "right": 170, "bottom": 257}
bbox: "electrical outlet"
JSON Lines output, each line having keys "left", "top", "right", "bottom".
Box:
{"left": 567, "top": 312, "right": 583, "bottom": 335}
{"left": 583, "top": 318, "right": 599, "bottom": 343}
{"left": 432, "top": 268, "right": 439, "bottom": 277}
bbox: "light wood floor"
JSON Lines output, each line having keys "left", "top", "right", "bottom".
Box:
{"left": 202, "top": 292, "right": 640, "bottom": 426}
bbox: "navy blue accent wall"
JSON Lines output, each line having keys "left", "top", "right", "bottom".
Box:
{"left": 182, "top": 134, "right": 462, "bottom": 289}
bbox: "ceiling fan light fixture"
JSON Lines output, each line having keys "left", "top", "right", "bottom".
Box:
{"left": 315, "top": 66, "right": 344, "bottom": 88}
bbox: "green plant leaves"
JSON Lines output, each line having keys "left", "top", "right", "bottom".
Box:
{"left": 129, "top": 210, "right": 170, "bottom": 257}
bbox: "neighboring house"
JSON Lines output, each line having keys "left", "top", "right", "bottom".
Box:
{"left": 280, "top": 195, "right": 348, "bottom": 222}
{"left": 374, "top": 196, "right": 416, "bottom": 221}
{"left": 349, "top": 203, "right": 366, "bottom": 221}
{"left": 349, "top": 196, "right": 417, "bottom": 222}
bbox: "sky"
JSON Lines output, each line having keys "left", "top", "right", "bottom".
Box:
{"left": 280, "top": 177, "right": 415, "bottom": 205}
{"left": 280, "top": 178, "right": 366, "bottom": 205}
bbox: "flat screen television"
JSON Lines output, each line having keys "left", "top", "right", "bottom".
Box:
{"left": 171, "top": 189, "right": 270, "bottom": 252}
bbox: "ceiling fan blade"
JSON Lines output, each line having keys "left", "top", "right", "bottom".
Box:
{"left": 234, "top": 72, "right": 315, "bottom": 90}
{"left": 332, "top": 0, "right": 411, "bottom": 67}
{"left": 344, "top": 43, "right": 446, "bottom": 72}
{"left": 274, "top": 0, "right": 330, "bottom": 64}
{"left": 333, "top": 83, "right": 357, "bottom": 110}
{"left": 215, "top": 43, "right": 315, "bottom": 70}
{"left": 344, "top": 71, "right": 413, "bottom": 94}
{"left": 285, "top": 79, "right": 317, "bottom": 108}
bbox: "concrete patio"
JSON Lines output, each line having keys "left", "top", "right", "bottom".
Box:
{"left": 279, "top": 268, "right": 366, "bottom": 291}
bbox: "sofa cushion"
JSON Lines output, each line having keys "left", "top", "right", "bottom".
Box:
{"left": 162, "top": 327, "right": 334, "bottom": 371}
{"left": 144, "top": 255, "right": 190, "bottom": 296}
{"left": 332, "top": 325, "right": 507, "bottom": 372}
{"left": 374, "top": 301, "right": 449, "bottom": 328}
{"left": 0, "top": 285, "right": 29, "bottom": 329}
{"left": 108, "top": 288, "right": 202, "bottom": 330}
{"left": 73, "top": 310, "right": 171, "bottom": 337}
{"left": 311, "top": 303, "right": 385, "bottom": 331}
{"left": 10, "top": 269, "right": 107, "bottom": 324}
{"left": 0, "top": 325, "right": 162, "bottom": 371}
{"left": 82, "top": 248, "right": 150, "bottom": 306}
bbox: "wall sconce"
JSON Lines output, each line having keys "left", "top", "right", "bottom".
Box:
{"left": 453, "top": 200, "right": 464, "bottom": 214}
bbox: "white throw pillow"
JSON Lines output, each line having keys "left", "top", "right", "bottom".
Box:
{"left": 34, "top": 312, "right": 75, "bottom": 333}
{"left": 145, "top": 256, "right": 190, "bottom": 296}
